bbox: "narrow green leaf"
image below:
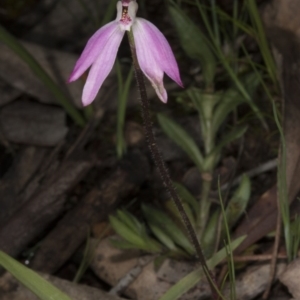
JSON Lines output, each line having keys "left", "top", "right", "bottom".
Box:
{"left": 158, "top": 113, "right": 204, "bottom": 171}
{"left": 0, "top": 251, "right": 71, "bottom": 300}
{"left": 246, "top": 0, "right": 277, "bottom": 85}
{"left": 159, "top": 235, "right": 246, "bottom": 300}
{"left": 116, "top": 63, "right": 133, "bottom": 158}
{"left": 109, "top": 215, "right": 147, "bottom": 249}
{"left": 142, "top": 204, "right": 195, "bottom": 255}
{"left": 212, "top": 73, "right": 259, "bottom": 134}
{"left": 201, "top": 125, "right": 247, "bottom": 170}
{"left": 173, "top": 182, "right": 199, "bottom": 214}
{"left": 148, "top": 224, "right": 178, "bottom": 251}
{"left": 194, "top": 0, "right": 266, "bottom": 129}
{"left": 110, "top": 214, "right": 162, "bottom": 253}
{"left": 202, "top": 209, "right": 220, "bottom": 255}
{"left": 226, "top": 174, "right": 251, "bottom": 229}
{"left": 116, "top": 210, "right": 144, "bottom": 236}
{"left": 164, "top": 199, "right": 196, "bottom": 230}
{"left": 214, "top": 125, "right": 248, "bottom": 155}
{"left": 218, "top": 179, "right": 237, "bottom": 300}
{"left": 212, "top": 89, "right": 243, "bottom": 134}
{"left": 187, "top": 88, "right": 220, "bottom": 120}
{"left": 168, "top": 4, "right": 216, "bottom": 87}
{"left": 272, "top": 99, "right": 290, "bottom": 260}
{"left": 214, "top": 6, "right": 255, "bottom": 37}
{"left": 73, "top": 231, "right": 91, "bottom": 283}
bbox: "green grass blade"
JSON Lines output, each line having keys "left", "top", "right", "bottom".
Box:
{"left": 0, "top": 25, "right": 85, "bottom": 127}
{"left": 226, "top": 174, "right": 251, "bottom": 229}
{"left": 218, "top": 180, "right": 236, "bottom": 300}
{"left": 149, "top": 223, "right": 178, "bottom": 251}
{"left": 212, "top": 125, "right": 248, "bottom": 157}
{"left": 109, "top": 215, "right": 147, "bottom": 249}
{"left": 194, "top": 0, "right": 266, "bottom": 129}
{"left": 187, "top": 88, "right": 220, "bottom": 121}
{"left": 168, "top": 4, "right": 216, "bottom": 88}
{"left": 173, "top": 182, "right": 199, "bottom": 213}
{"left": 218, "top": 58, "right": 266, "bottom": 128}
{"left": 164, "top": 199, "right": 197, "bottom": 230}
{"left": 202, "top": 209, "right": 220, "bottom": 255}
{"left": 272, "top": 98, "right": 290, "bottom": 260}
{"left": 246, "top": 0, "right": 277, "bottom": 86}
{"left": 73, "top": 231, "right": 92, "bottom": 283}
{"left": 159, "top": 235, "right": 246, "bottom": 300}
{"left": 232, "top": 0, "right": 239, "bottom": 38}
{"left": 116, "top": 63, "right": 133, "bottom": 158}
{"left": 210, "top": 0, "right": 220, "bottom": 47}
{"left": 142, "top": 204, "right": 195, "bottom": 255}
{"left": 212, "top": 73, "right": 259, "bottom": 134}
{"left": 0, "top": 251, "right": 71, "bottom": 300}
{"left": 116, "top": 209, "right": 144, "bottom": 236}
{"left": 74, "top": 225, "right": 110, "bottom": 283}
{"left": 214, "top": 7, "right": 255, "bottom": 37}
{"left": 291, "top": 215, "right": 300, "bottom": 260}
{"left": 157, "top": 113, "right": 204, "bottom": 171}
{"left": 109, "top": 214, "right": 162, "bottom": 253}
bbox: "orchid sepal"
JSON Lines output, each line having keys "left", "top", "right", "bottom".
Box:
{"left": 69, "top": 0, "right": 182, "bottom": 106}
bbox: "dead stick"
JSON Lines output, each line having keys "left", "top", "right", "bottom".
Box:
{"left": 0, "top": 159, "right": 92, "bottom": 257}
{"left": 31, "top": 150, "right": 149, "bottom": 273}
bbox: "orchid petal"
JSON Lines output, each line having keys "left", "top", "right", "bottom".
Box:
{"left": 133, "top": 19, "right": 167, "bottom": 102}
{"left": 82, "top": 28, "right": 124, "bottom": 106}
{"left": 128, "top": 1, "right": 138, "bottom": 21}
{"left": 139, "top": 19, "right": 182, "bottom": 87}
{"left": 116, "top": 1, "right": 122, "bottom": 21}
{"left": 69, "top": 21, "right": 119, "bottom": 82}
{"left": 133, "top": 18, "right": 182, "bottom": 102}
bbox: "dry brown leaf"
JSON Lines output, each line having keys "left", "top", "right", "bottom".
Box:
{"left": 0, "top": 81, "right": 21, "bottom": 107}
{"left": 0, "top": 41, "right": 82, "bottom": 106}
{"left": 0, "top": 146, "right": 49, "bottom": 224}
{"left": 280, "top": 259, "right": 300, "bottom": 300}
{"left": 0, "top": 100, "right": 68, "bottom": 146}
{"left": 0, "top": 159, "right": 92, "bottom": 257}
{"left": 223, "top": 263, "right": 286, "bottom": 300}
{"left": 31, "top": 150, "right": 150, "bottom": 274}
{"left": 90, "top": 237, "right": 210, "bottom": 300}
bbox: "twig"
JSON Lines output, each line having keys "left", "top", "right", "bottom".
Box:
{"left": 109, "top": 255, "right": 154, "bottom": 295}
{"left": 232, "top": 253, "right": 287, "bottom": 262}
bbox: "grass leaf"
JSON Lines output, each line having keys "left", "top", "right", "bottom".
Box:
{"left": 142, "top": 204, "right": 195, "bottom": 255}
{"left": 168, "top": 3, "right": 216, "bottom": 87}
{"left": 158, "top": 113, "right": 204, "bottom": 171}
{"left": 225, "top": 174, "right": 251, "bottom": 229}
{"left": 0, "top": 251, "right": 71, "bottom": 300}
{"left": 159, "top": 235, "right": 246, "bottom": 300}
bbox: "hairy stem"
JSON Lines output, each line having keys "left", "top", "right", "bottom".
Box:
{"left": 127, "top": 30, "right": 218, "bottom": 299}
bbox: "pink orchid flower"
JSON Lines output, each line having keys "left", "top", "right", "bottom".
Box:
{"left": 69, "top": 0, "right": 182, "bottom": 106}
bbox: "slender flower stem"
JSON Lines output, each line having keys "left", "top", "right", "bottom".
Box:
{"left": 127, "top": 30, "right": 218, "bottom": 299}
